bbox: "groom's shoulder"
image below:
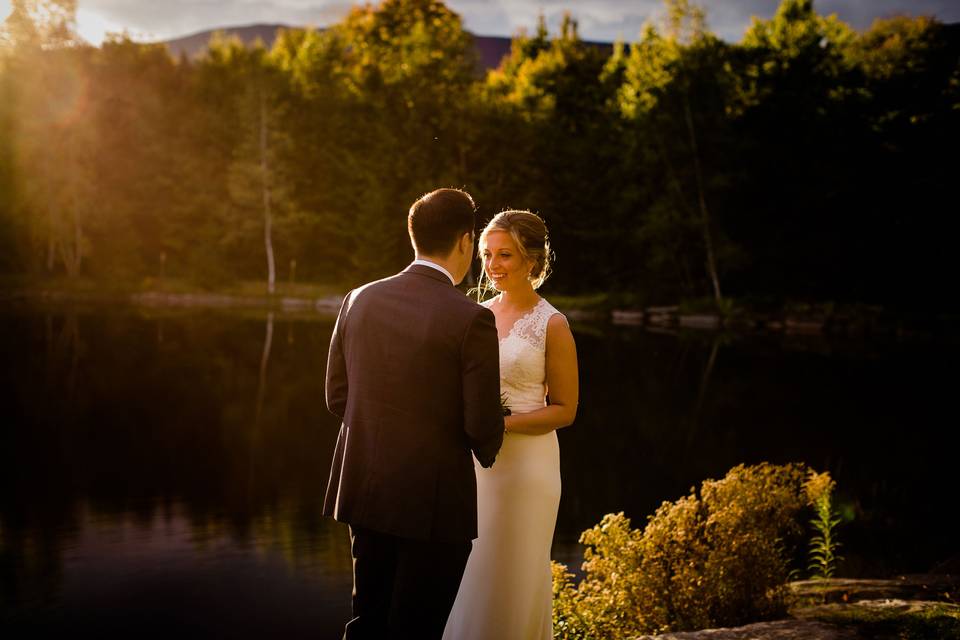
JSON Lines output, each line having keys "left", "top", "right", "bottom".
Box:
{"left": 442, "top": 290, "right": 494, "bottom": 327}
{"left": 346, "top": 270, "right": 410, "bottom": 299}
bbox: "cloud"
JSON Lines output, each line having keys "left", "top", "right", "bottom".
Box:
{"left": 448, "top": 0, "right": 782, "bottom": 41}
{"left": 80, "top": 0, "right": 353, "bottom": 40}
{"left": 76, "top": 0, "right": 960, "bottom": 43}
{"left": 818, "top": 0, "right": 960, "bottom": 29}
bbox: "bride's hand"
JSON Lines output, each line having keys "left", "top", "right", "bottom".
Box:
{"left": 498, "top": 315, "right": 578, "bottom": 437}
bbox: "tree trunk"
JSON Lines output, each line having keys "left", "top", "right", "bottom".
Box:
{"left": 683, "top": 95, "right": 722, "bottom": 305}
{"left": 70, "top": 204, "right": 82, "bottom": 276}
{"left": 259, "top": 90, "right": 276, "bottom": 296}
{"left": 46, "top": 224, "right": 56, "bottom": 273}
{"left": 57, "top": 204, "right": 82, "bottom": 278}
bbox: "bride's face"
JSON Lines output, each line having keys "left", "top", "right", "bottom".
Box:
{"left": 481, "top": 230, "right": 532, "bottom": 292}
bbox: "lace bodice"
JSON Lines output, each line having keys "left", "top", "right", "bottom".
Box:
{"left": 483, "top": 297, "right": 564, "bottom": 414}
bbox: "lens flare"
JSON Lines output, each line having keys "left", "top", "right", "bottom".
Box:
{"left": 46, "top": 60, "right": 91, "bottom": 128}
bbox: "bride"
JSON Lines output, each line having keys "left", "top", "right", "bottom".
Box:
{"left": 443, "top": 210, "right": 579, "bottom": 640}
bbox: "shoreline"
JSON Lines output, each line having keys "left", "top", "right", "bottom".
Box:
{"left": 2, "top": 284, "right": 957, "bottom": 340}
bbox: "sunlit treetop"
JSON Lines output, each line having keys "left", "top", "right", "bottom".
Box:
{"left": 0, "top": 0, "right": 78, "bottom": 51}
{"left": 742, "top": 0, "right": 855, "bottom": 58}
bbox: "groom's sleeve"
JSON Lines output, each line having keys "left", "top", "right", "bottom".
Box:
{"left": 461, "top": 307, "right": 504, "bottom": 468}
{"left": 325, "top": 292, "right": 350, "bottom": 420}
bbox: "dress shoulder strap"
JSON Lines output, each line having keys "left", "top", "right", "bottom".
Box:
{"left": 513, "top": 298, "right": 564, "bottom": 352}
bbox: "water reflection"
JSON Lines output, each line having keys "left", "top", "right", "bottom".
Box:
{"left": 256, "top": 312, "right": 274, "bottom": 423}
{"left": 2, "top": 308, "right": 350, "bottom": 635}
{"left": 1, "top": 306, "right": 957, "bottom": 635}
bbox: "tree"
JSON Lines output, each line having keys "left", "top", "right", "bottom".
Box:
{"left": 194, "top": 36, "right": 301, "bottom": 292}
{"left": 0, "top": 0, "right": 78, "bottom": 50}
{"left": 1, "top": 1, "right": 92, "bottom": 276}
{"left": 616, "top": 0, "right": 737, "bottom": 303}
{"left": 320, "top": 0, "right": 480, "bottom": 281}
{"left": 479, "top": 13, "right": 627, "bottom": 292}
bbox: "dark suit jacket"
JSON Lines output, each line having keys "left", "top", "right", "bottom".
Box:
{"left": 322, "top": 263, "right": 504, "bottom": 542}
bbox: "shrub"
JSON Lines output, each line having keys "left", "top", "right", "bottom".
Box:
{"left": 553, "top": 462, "right": 818, "bottom": 638}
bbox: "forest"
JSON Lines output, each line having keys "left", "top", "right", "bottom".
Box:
{"left": 1, "top": 0, "right": 958, "bottom": 308}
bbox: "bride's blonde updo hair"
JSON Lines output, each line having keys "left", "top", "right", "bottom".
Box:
{"left": 478, "top": 210, "right": 553, "bottom": 295}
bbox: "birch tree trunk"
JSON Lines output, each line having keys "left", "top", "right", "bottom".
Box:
{"left": 259, "top": 90, "right": 276, "bottom": 296}
{"left": 46, "top": 223, "right": 56, "bottom": 273}
{"left": 58, "top": 138, "right": 83, "bottom": 278}
{"left": 683, "top": 95, "right": 722, "bottom": 305}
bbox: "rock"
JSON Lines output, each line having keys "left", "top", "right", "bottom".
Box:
{"left": 563, "top": 308, "right": 607, "bottom": 323}
{"left": 793, "top": 598, "right": 960, "bottom": 620}
{"left": 314, "top": 296, "right": 343, "bottom": 312}
{"left": 280, "top": 297, "right": 313, "bottom": 309}
{"left": 612, "top": 309, "right": 645, "bottom": 325}
{"left": 785, "top": 317, "right": 825, "bottom": 335}
{"left": 679, "top": 314, "right": 721, "bottom": 330}
{"left": 631, "top": 619, "right": 857, "bottom": 640}
{"left": 792, "top": 599, "right": 960, "bottom": 638}
{"left": 789, "top": 575, "right": 960, "bottom": 606}
{"left": 647, "top": 305, "right": 680, "bottom": 314}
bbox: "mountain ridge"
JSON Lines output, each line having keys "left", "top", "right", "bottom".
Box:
{"left": 160, "top": 23, "right": 614, "bottom": 70}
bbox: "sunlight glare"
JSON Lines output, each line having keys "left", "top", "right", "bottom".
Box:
{"left": 76, "top": 7, "right": 125, "bottom": 46}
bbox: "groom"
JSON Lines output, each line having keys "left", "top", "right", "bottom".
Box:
{"left": 323, "top": 188, "right": 505, "bottom": 640}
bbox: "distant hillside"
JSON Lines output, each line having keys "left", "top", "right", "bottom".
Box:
{"left": 159, "top": 24, "right": 610, "bottom": 71}
{"left": 162, "top": 24, "right": 292, "bottom": 59}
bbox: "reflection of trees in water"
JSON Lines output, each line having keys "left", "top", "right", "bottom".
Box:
{"left": 2, "top": 311, "right": 344, "bottom": 606}
{"left": 42, "top": 312, "right": 82, "bottom": 401}
{"left": 255, "top": 312, "right": 274, "bottom": 423}
{"left": 686, "top": 334, "right": 733, "bottom": 449}
{"left": 3, "top": 313, "right": 87, "bottom": 610}
{"left": 249, "top": 500, "right": 352, "bottom": 578}
{"left": 556, "top": 326, "right": 958, "bottom": 575}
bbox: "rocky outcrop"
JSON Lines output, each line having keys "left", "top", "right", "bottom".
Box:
{"left": 632, "top": 620, "right": 858, "bottom": 640}
{"left": 630, "top": 576, "right": 960, "bottom": 640}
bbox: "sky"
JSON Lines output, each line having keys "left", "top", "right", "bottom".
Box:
{"left": 2, "top": 0, "right": 960, "bottom": 46}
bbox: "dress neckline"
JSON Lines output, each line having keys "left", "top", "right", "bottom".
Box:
{"left": 494, "top": 296, "right": 545, "bottom": 343}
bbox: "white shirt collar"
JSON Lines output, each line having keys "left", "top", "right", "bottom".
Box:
{"left": 412, "top": 259, "right": 456, "bottom": 285}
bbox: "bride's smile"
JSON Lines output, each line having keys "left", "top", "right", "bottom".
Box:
{"left": 481, "top": 230, "right": 534, "bottom": 292}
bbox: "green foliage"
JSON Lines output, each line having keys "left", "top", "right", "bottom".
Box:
{"left": 805, "top": 470, "right": 843, "bottom": 579}
{"left": 0, "top": 0, "right": 958, "bottom": 307}
{"left": 552, "top": 463, "right": 816, "bottom": 637}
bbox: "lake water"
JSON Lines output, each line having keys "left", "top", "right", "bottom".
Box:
{"left": 1, "top": 305, "right": 957, "bottom": 637}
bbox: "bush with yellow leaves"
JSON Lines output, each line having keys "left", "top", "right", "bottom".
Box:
{"left": 553, "top": 463, "right": 821, "bottom": 638}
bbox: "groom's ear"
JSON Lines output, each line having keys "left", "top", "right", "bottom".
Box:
{"left": 460, "top": 231, "right": 473, "bottom": 255}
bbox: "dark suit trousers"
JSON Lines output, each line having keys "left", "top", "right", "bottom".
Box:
{"left": 344, "top": 526, "right": 472, "bottom": 640}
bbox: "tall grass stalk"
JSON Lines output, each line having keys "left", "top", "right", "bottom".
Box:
{"left": 805, "top": 471, "right": 842, "bottom": 579}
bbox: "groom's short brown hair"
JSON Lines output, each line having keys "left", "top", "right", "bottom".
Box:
{"left": 408, "top": 188, "right": 476, "bottom": 256}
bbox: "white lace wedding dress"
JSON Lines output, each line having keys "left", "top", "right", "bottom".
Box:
{"left": 443, "top": 297, "right": 563, "bottom": 640}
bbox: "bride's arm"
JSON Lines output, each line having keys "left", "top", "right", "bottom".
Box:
{"left": 504, "top": 314, "right": 579, "bottom": 436}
